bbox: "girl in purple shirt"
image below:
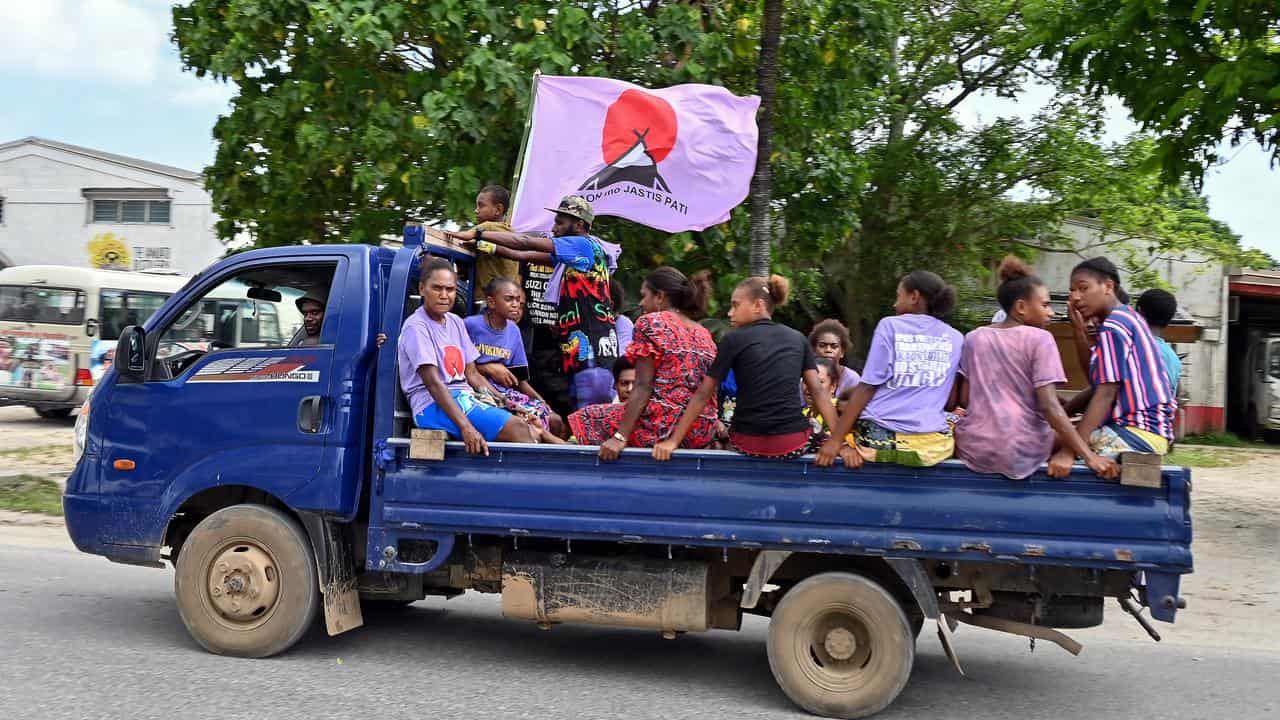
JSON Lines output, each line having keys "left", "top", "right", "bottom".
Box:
{"left": 815, "top": 270, "right": 964, "bottom": 469}
{"left": 953, "top": 257, "right": 1117, "bottom": 480}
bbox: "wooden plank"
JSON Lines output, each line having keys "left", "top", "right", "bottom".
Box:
{"left": 409, "top": 429, "right": 448, "bottom": 461}
{"left": 1119, "top": 452, "right": 1163, "bottom": 488}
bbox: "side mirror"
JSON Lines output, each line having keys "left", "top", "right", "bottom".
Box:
{"left": 117, "top": 326, "right": 146, "bottom": 383}
{"left": 246, "top": 286, "right": 283, "bottom": 303}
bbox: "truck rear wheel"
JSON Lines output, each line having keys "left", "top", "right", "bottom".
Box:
{"left": 767, "top": 572, "right": 914, "bottom": 719}
{"left": 174, "top": 504, "right": 319, "bottom": 658}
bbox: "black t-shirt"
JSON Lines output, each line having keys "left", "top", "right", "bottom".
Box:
{"left": 709, "top": 319, "right": 816, "bottom": 435}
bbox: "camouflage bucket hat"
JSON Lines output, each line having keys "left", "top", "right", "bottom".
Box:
{"left": 545, "top": 195, "right": 594, "bottom": 226}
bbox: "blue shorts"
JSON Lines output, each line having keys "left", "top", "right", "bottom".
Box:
{"left": 414, "top": 390, "right": 513, "bottom": 441}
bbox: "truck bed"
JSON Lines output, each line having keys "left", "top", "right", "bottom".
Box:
{"left": 372, "top": 441, "right": 1193, "bottom": 578}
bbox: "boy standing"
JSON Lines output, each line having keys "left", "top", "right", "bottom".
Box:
{"left": 471, "top": 185, "right": 520, "bottom": 301}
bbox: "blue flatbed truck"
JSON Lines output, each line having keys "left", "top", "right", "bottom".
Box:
{"left": 63, "top": 226, "right": 1193, "bottom": 718}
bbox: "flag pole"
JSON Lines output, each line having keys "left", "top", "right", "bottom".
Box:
{"left": 506, "top": 70, "right": 542, "bottom": 225}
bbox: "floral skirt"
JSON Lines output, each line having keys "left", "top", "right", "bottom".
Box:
{"left": 568, "top": 400, "right": 716, "bottom": 449}
{"left": 488, "top": 384, "right": 553, "bottom": 431}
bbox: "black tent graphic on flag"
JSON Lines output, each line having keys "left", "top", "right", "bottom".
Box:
{"left": 579, "top": 128, "right": 671, "bottom": 194}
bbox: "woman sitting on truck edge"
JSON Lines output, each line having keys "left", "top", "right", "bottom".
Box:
{"left": 815, "top": 270, "right": 964, "bottom": 469}
{"left": 1048, "top": 257, "right": 1176, "bottom": 474}
{"left": 464, "top": 276, "right": 564, "bottom": 437}
{"left": 397, "top": 258, "right": 537, "bottom": 455}
{"left": 953, "top": 256, "right": 1118, "bottom": 480}
{"left": 572, "top": 267, "right": 719, "bottom": 460}
{"left": 655, "top": 275, "right": 838, "bottom": 461}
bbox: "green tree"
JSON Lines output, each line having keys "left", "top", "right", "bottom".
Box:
{"left": 173, "top": 0, "right": 746, "bottom": 247}
{"left": 1027, "top": 0, "right": 1280, "bottom": 183}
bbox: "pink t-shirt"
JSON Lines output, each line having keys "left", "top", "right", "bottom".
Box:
{"left": 955, "top": 325, "right": 1066, "bottom": 479}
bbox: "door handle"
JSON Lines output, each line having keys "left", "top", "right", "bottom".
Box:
{"left": 298, "top": 395, "right": 323, "bottom": 433}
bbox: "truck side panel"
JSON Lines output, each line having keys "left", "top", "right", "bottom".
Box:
{"left": 373, "top": 444, "right": 1193, "bottom": 572}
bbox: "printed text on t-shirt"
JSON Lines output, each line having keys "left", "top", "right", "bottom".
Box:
{"left": 887, "top": 333, "right": 953, "bottom": 388}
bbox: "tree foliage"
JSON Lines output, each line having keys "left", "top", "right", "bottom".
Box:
{"left": 173, "top": 0, "right": 747, "bottom": 246}
{"left": 1028, "top": 0, "right": 1280, "bottom": 183}
{"left": 174, "top": 0, "right": 1265, "bottom": 355}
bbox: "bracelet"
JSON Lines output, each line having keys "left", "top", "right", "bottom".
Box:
{"left": 611, "top": 432, "right": 627, "bottom": 444}
{"left": 474, "top": 228, "right": 485, "bottom": 242}
{"left": 476, "top": 240, "right": 497, "bottom": 255}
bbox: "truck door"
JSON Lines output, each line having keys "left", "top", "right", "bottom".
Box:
{"left": 101, "top": 258, "right": 347, "bottom": 500}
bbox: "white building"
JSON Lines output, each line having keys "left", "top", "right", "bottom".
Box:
{"left": 1031, "top": 218, "right": 1226, "bottom": 434}
{"left": 0, "top": 137, "right": 225, "bottom": 274}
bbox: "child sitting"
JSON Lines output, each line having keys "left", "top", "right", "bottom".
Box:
{"left": 463, "top": 277, "right": 563, "bottom": 437}
{"left": 802, "top": 357, "right": 839, "bottom": 434}
{"left": 953, "top": 256, "right": 1118, "bottom": 480}
{"left": 470, "top": 185, "right": 520, "bottom": 299}
{"left": 816, "top": 271, "right": 964, "bottom": 469}
{"left": 654, "top": 275, "right": 837, "bottom": 460}
{"left": 1050, "top": 257, "right": 1176, "bottom": 472}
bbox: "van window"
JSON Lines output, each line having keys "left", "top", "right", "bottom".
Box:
{"left": 99, "top": 290, "right": 170, "bottom": 340}
{"left": 152, "top": 263, "right": 336, "bottom": 376}
{"left": 1269, "top": 341, "right": 1280, "bottom": 380}
{"left": 0, "top": 286, "right": 86, "bottom": 325}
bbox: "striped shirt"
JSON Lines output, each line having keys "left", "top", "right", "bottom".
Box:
{"left": 1089, "top": 305, "right": 1176, "bottom": 441}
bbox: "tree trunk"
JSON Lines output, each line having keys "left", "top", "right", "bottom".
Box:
{"left": 748, "top": 0, "right": 782, "bottom": 278}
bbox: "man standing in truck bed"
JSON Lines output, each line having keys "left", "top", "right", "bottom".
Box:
{"left": 448, "top": 196, "right": 620, "bottom": 416}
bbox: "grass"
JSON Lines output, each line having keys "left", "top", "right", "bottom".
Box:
{"left": 1179, "top": 431, "right": 1252, "bottom": 448}
{"left": 0, "top": 475, "right": 64, "bottom": 516}
{"left": 1165, "top": 447, "right": 1243, "bottom": 469}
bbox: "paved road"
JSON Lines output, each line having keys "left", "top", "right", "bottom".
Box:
{"left": 1, "top": 543, "right": 1276, "bottom": 720}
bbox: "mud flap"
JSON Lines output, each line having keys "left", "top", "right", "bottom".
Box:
{"left": 886, "top": 557, "right": 964, "bottom": 675}
{"left": 300, "top": 513, "right": 364, "bottom": 636}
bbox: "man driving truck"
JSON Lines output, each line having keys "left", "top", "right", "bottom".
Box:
{"left": 290, "top": 293, "right": 326, "bottom": 347}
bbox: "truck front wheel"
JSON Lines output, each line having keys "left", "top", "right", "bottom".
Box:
{"left": 174, "top": 504, "right": 319, "bottom": 658}
{"left": 767, "top": 572, "right": 915, "bottom": 719}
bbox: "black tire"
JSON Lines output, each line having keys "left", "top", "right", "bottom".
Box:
{"left": 767, "top": 572, "right": 915, "bottom": 719}
{"left": 174, "top": 504, "right": 319, "bottom": 658}
{"left": 35, "top": 407, "right": 72, "bottom": 419}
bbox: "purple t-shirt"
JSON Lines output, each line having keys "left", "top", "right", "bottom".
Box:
{"left": 616, "top": 313, "right": 635, "bottom": 356}
{"left": 463, "top": 314, "right": 528, "bottom": 369}
{"left": 397, "top": 308, "right": 478, "bottom": 416}
{"left": 835, "top": 366, "right": 861, "bottom": 397}
{"left": 955, "top": 325, "right": 1066, "bottom": 479}
{"left": 861, "top": 314, "right": 964, "bottom": 434}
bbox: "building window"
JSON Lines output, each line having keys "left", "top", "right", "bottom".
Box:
{"left": 91, "top": 199, "right": 172, "bottom": 224}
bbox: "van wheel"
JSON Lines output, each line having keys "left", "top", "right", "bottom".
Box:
{"left": 767, "top": 572, "right": 915, "bottom": 719}
{"left": 35, "top": 407, "right": 72, "bottom": 419}
{"left": 175, "top": 505, "right": 319, "bottom": 658}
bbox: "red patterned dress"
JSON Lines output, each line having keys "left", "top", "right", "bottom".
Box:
{"left": 569, "top": 311, "right": 718, "bottom": 448}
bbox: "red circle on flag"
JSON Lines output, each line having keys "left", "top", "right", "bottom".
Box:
{"left": 601, "top": 89, "right": 678, "bottom": 165}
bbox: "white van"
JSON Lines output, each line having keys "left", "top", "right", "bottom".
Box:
{"left": 0, "top": 265, "right": 299, "bottom": 418}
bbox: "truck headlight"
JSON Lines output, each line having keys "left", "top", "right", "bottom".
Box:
{"left": 73, "top": 399, "right": 90, "bottom": 463}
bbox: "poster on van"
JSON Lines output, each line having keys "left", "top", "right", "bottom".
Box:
{"left": 0, "top": 331, "right": 71, "bottom": 390}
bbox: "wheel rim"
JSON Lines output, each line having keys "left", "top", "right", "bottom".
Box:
{"left": 204, "top": 538, "right": 282, "bottom": 630}
{"left": 791, "top": 603, "right": 884, "bottom": 693}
